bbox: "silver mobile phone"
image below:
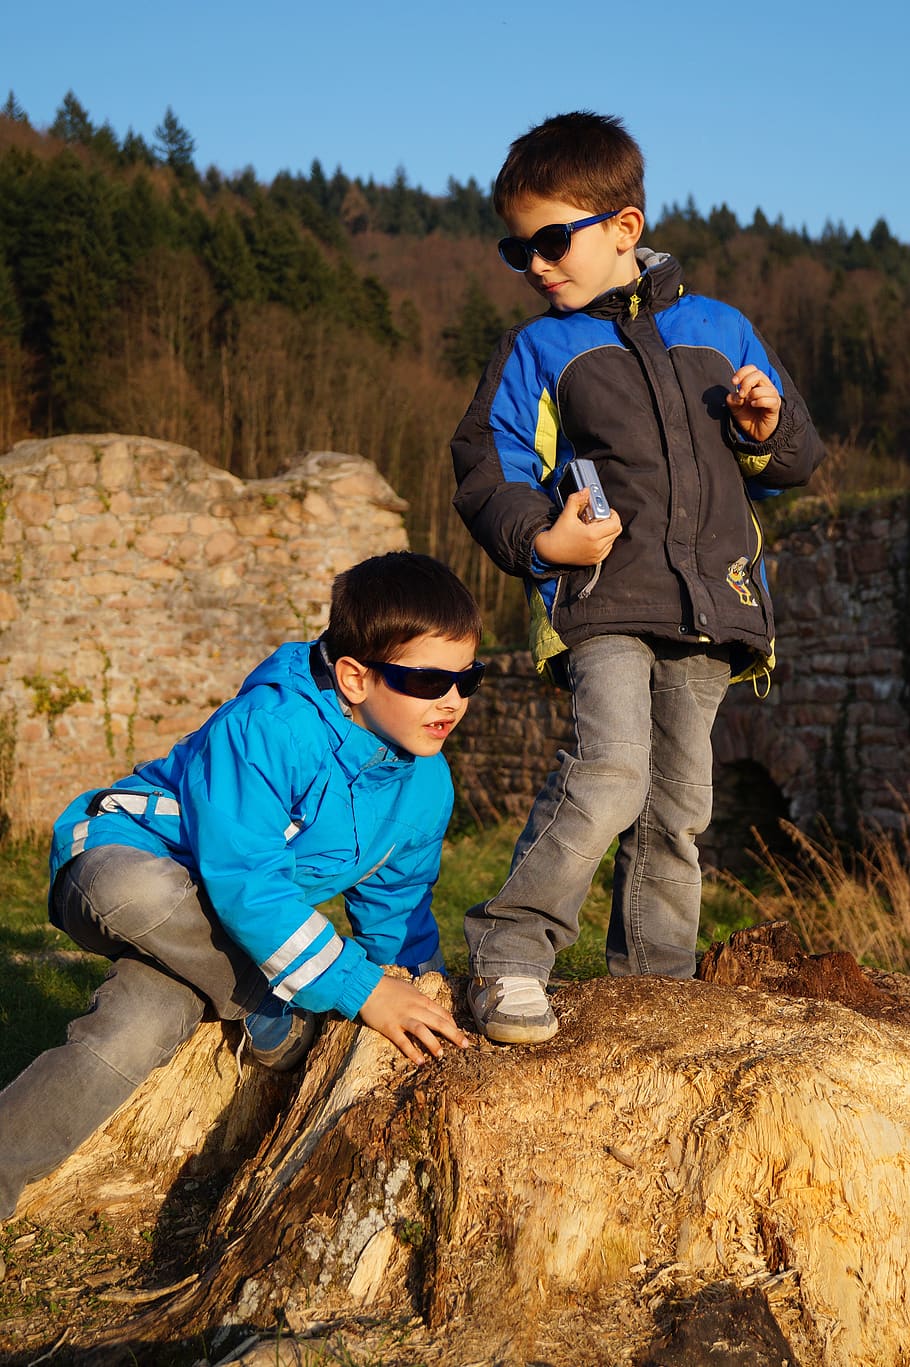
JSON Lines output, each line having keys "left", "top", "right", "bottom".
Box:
{"left": 555, "top": 458, "right": 611, "bottom": 522}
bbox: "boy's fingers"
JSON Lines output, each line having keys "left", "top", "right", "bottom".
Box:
{"left": 729, "top": 366, "right": 779, "bottom": 407}
{"left": 409, "top": 1002, "right": 472, "bottom": 1051}
{"left": 393, "top": 1018, "right": 469, "bottom": 1065}
{"left": 393, "top": 1031, "right": 427, "bottom": 1066}
{"left": 730, "top": 363, "right": 763, "bottom": 387}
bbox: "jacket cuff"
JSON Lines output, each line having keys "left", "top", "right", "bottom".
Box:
{"left": 523, "top": 515, "right": 564, "bottom": 578}
{"left": 529, "top": 546, "right": 557, "bottom": 577}
{"left": 725, "top": 401, "right": 797, "bottom": 478}
{"left": 725, "top": 399, "right": 795, "bottom": 456}
{"left": 333, "top": 957, "right": 386, "bottom": 1020}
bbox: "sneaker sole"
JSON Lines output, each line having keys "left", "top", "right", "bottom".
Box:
{"left": 468, "top": 999, "right": 559, "bottom": 1045}
{"left": 480, "top": 1018, "right": 559, "bottom": 1045}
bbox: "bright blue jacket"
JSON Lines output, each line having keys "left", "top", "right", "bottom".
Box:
{"left": 49, "top": 642, "right": 453, "bottom": 1019}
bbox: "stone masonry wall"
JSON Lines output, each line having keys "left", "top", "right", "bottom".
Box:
{"left": 0, "top": 435, "right": 408, "bottom": 834}
{"left": 452, "top": 495, "right": 910, "bottom": 869}
{"left": 709, "top": 496, "right": 910, "bottom": 859}
{"left": 2, "top": 435, "right": 907, "bottom": 872}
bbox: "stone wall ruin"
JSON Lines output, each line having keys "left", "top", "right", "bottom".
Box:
{"left": 1, "top": 435, "right": 907, "bottom": 874}
{"left": 0, "top": 434, "right": 407, "bottom": 835}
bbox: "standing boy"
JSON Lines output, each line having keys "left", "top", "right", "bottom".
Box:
{"left": 452, "top": 112, "right": 825, "bottom": 1043}
{"left": 0, "top": 552, "right": 482, "bottom": 1219}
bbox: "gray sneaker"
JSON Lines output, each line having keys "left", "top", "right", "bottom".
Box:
{"left": 467, "top": 975, "right": 558, "bottom": 1044}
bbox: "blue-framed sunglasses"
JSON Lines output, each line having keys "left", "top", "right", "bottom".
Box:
{"left": 498, "top": 210, "right": 619, "bottom": 273}
{"left": 364, "top": 659, "right": 486, "bottom": 700}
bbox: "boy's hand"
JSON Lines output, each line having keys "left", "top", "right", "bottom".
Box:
{"left": 358, "top": 974, "right": 471, "bottom": 1065}
{"left": 534, "top": 490, "right": 622, "bottom": 567}
{"left": 727, "top": 365, "right": 782, "bottom": 443}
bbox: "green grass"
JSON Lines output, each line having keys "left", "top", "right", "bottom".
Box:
{"left": 430, "top": 819, "right": 758, "bottom": 978}
{"left": 0, "top": 824, "right": 759, "bottom": 1087}
{"left": 0, "top": 839, "right": 108, "bottom": 1087}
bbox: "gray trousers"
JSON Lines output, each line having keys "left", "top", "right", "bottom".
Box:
{"left": 0, "top": 845, "right": 266, "bottom": 1219}
{"left": 465, "top": 634, "right": 731, "bottom": 981}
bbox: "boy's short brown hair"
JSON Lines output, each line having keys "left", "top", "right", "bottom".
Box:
{"left": 324, "top": 551, "right": 483, "bottom": 664}
{"left": 493, "top": 111, "right": 645, "bottom": 220}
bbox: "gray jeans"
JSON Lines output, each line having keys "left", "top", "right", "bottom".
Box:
{"left": 0, "top": 845, "right": 266, "bottom": 1219}
{"left": 465, "top": 634, "right": 731, "bottom": 982}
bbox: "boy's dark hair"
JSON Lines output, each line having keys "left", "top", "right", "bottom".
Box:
{"left": 324, "top": 552, "right": 483, "bottom": 662}
{"left": 493, "top": 111, "right": 645, "bottom": 220}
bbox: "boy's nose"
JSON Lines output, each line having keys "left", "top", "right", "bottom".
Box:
{"left": 527, "top": 252, "right": 549, "bottom": 277}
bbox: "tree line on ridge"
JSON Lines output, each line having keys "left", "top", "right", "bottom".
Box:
{"left": 1, "top": 91, "right": 908, "bottom": 641}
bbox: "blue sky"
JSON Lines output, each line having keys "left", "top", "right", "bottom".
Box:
{"left": 5, "top": 0, "right": 909, "bottom": 242}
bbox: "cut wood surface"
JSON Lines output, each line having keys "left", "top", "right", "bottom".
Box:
{"left": 10, "top": 928, "right": 910, "bottom": 1367}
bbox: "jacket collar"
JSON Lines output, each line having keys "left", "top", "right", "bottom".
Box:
{"left": 578, "top": 249, "right": 684, "bottom": 322}
{"left": 310, "top": 640, "right": 416, "bottom": 775}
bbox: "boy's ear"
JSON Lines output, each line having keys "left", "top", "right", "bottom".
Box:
{"left": 615, "top": 206, "right": 645, "bottom": 251}
{"left": 334, "top": 655, "right": 370, "bottom": 705}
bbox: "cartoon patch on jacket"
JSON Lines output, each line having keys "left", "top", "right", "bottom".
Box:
{"left": 726, "top": 556, "right": 759, "bottom": 607}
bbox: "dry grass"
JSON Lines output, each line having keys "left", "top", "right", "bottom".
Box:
{"left": 723, "top": 814, "right": 910, "bottom": 971}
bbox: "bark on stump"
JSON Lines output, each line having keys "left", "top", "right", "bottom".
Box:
{"left": 15, "top": 932, "right": 910, "bottom": 1367}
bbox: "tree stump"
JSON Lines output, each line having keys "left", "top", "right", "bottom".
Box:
{"left": 14, "top": 1021, "right": 293, "bottom": 1228}
{"left": 14, "top": 932, "right": 910, "bottom": 1367}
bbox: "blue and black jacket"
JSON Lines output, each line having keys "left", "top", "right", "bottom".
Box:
{"left": 452, "top": 249, "right": 826, "bottom": 683}
{"left": 50, "top": 642, "right": 452, "bottom": 1019}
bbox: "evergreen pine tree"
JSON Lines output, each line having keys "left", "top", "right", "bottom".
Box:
{"left": 121, "top": 127, "right": 155, "bottom": 167}
{"left": 308, "top": 158, "right": 329, "bottom": 209}
{"left": 153, "top": 107, "right": 197, "bottom": 180}
{"left": 92, "top": 121, "right": 121, "bottom": 163}
{"left": 205, "top": 209, "right": 260, "bottom": 307}
{"left": 442, "top": 279, "right": 505, "bottom": 377}
{"left": 1, "top": 91, "right": 29, "bottom": 124}
{"left": 50, "top": 91, "right": 94, "bottom": 145}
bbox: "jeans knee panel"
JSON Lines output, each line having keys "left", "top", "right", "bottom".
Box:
{"left": 553, "top": 752, "right": 650, "bottom": 851}
{"left": 67, "top": 957, "right": 205, "bottom": 1084}
{"left": 66, "top": 846, "right": 194, "bottom": 940}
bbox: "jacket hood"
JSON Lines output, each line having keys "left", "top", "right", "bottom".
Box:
{"left": 238, "top": 639, "right": 416, "bottom": 771}
{"left": 238, "top": 638, "right": 327, "bottom": 697}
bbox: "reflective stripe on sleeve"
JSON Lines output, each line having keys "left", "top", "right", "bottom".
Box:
{"left": 270, "top": 935, "right": 345, "bottom": 1001}
{"left": 260, "top": 911, "right": 333, "bottom": 979}
{"left": 64, "top": 793, "right": 181, "bottom": 862}
{"left": 96, "top": 793, "right": 181, "bottom": 817}
{"left": 70, "top": 820, "right": 91, "bottom": 858}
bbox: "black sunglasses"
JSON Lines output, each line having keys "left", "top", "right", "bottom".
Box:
{"left": 498, "top": 210, "right": 619, "bottom": 273}
{"left": 364, "top": 659, "right": 486, "bottom": 700}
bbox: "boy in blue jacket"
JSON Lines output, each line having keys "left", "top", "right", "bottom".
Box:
{"left": 0, "top": 551, "right": 482, "bottom": 1219}
{"left": 452, "top": 112, "right": 826, "bottom": 1044}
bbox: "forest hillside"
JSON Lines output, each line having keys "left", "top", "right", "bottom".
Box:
{"left": 1, "top": 92, "right": 909, "bottom": 639}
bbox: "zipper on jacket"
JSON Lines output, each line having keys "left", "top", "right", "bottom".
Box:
{"left": 578, "top": 561, "right": 603, "bottom": 599}
{"left": 744, "top": 494, "right": 770, "bottom": 614}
